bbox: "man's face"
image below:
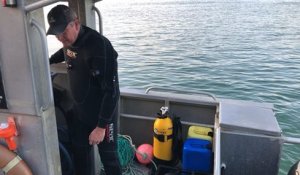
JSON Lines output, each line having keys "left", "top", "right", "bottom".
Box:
{"left": 55, "top": 20, "right": 79, "bottom": 47}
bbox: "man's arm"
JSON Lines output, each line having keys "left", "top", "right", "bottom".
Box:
{"left": 49, "top": 48, "right": 64, "bottom": 64}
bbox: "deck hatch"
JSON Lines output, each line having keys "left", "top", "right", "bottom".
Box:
{"left": 219, "top": 101, "right": 281, "bottom": 136}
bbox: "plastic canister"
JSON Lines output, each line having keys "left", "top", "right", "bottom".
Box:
{"left": 188, "top": 125, "right": 213, "bottom": 142}
{"left": 182, "top": 138, "right": 212, "bottom": 173}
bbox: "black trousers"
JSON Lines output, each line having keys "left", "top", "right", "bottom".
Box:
{"left": 69, "top": 107, "right": 121, "bottom": 175}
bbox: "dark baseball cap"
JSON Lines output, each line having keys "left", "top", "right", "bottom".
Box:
{"left": 46, "top": 5, "right": 76, "bottom": 35}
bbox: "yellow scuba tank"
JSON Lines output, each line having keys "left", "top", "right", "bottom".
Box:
{"left": 153, "top": 106, "right": 173, "bottom": 163}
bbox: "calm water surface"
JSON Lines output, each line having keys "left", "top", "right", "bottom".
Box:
{"left": 49, "top": 0, "right": 300, "bottom": 174}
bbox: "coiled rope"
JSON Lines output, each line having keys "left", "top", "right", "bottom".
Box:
{"left": 117, "top": 135, "right": 135, "bottom": 168}
{"left": 117, "top": 134, "right": 157, "bottom": 175}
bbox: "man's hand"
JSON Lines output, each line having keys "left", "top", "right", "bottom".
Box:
{"left": 89, "top": 127, "right": 106, "bottom": 145}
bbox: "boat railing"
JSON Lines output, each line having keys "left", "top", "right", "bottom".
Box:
{"left": 30, "top": 19, "right": 53, "bottom": 112}
{"left": 92, "top": 5, "right": 103, "bottom": 35}
{"left": 145, "top": 87, "right": 217, "bottom": 101}
{"left": 283, "top": 136, "right": 300, "bottom": 145}
{"left": 24, "top": 0, "right": 63, "bottom": 12}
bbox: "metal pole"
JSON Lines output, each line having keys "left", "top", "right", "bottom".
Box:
{"left": 214, "top": 127, "right": 221, "bottom": 175}
{"left": 92, "top": 5, "right": 103, "bottom": 35}
{"left": 24, "top": 0, "right": 64, "bottom": 12}
{"left": 283, "top": 136, "right": 300, "bottom": 145}
{"left": 30, "top": 19, "right": 53, "bottom": 111}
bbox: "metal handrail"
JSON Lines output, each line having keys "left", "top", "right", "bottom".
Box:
{"left": 145, "top": 87, "right": 217, "bottom": 101}
{"left": 283, "top": 136, "right": 300, "bottom": 144}
{"left": 24, "top": 0, "right": 64, "bottom": 12}
{"left": 30, "top": 19, "right": 53, "bottom": 112}
{"left": 92, "top": 5, "right": 103, "bottom": 35}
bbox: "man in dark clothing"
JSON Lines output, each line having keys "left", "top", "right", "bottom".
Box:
{"left": 47, "top": 5, "right": 121, "bottom": 175}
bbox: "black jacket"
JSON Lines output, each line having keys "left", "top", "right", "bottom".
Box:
{"left": 50, "top": 25, "right": 119, "bottom": 128}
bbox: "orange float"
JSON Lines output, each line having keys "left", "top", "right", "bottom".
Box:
{"left": 0, "top": 117, "right": 18, "bottom": 150}
{"left": 0, "top": 117, "right": 33, "bottom": 175}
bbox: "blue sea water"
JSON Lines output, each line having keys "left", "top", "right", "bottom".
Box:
{"left": 47, "top": 0, "right": 300, "bottom": 174}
